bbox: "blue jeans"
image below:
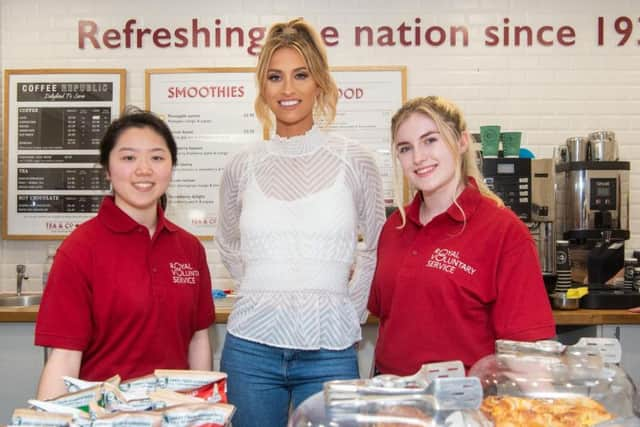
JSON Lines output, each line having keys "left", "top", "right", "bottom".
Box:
{"left": 221, "top": 333, "right": 359, "bottom": 427}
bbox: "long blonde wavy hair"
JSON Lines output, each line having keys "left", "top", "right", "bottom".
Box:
{"left": 254, "top": 18, "right": 338, "bottom": 136}
{"left": 391, "top": 96, "right": 504, "bottom": 227}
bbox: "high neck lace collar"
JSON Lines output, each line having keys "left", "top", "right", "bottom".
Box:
{"left": 265, "top": 126, "right": 326, "bottom": 156}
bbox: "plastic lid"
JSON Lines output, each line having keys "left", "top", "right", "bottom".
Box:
{"left": 290, "top": 390, "right": 492, "bottom": 426}
{"left": 290, "top": 363, "right": 490, "bottom": 427}
{"left": 469, "top": 339, "right": 637, "bottom": 421}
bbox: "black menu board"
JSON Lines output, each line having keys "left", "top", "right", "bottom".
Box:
{"left": 3, "top": 69, "right": 125, "bottom": 239}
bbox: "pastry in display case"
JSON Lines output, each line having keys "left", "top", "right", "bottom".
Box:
{"left": 469, "top": 338, "right": 640, "bottom": 426}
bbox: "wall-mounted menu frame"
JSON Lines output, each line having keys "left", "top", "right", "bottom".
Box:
{"left": 2, "top": 69, "right": 126, "bottom": 240}
{"left": 330, "top": 66, "right": 407, "bottom": 206}
{"left": 145, "top": 68, "right": 261, "bottom": 239}
{"left": 145, "top": 66, "right": 407, "bottom": 238}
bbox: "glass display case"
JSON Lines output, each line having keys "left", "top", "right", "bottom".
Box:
{"left": 289, "top": 362, "right": 490, "bottom": 426}
{"left": 469, "top": 338, "right": 640, "bottom": 426}
{"left": 291, "top": 339, "right": 640, "bottom": 426}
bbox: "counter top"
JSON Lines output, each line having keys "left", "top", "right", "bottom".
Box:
{"left": 0, "top": 300, "right": 233, "bottom": 323}
{"left": 0, "top": 305, "right": 39, "bottom": 322}
{"left": 551, "top": 309, "right": 640, "bottom": 325}
{"left": 2, "top": 302, "right": 640, "bottom": 324}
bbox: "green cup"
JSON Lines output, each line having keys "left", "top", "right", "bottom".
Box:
{"left": 502, "top": 131, "right": 522, "bottom": 158}
{"left": 480, "top": 125, "right": 501, "bottom": 158}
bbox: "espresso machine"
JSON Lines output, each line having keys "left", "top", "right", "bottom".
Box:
{"left": 483, "top": 157, "right": 557, "bottom": 290}
{"left": 555, "top": 132, "right": 640, "bottom": 308}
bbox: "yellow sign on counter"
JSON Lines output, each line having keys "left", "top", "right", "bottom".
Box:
{"left": 567, "top": 287, "right": 589, "bottom": 299}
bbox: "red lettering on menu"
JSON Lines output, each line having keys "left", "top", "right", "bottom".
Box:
{"left": 338, "top": 88, "right": 364, "bottom": 100}
{"left": 167, "top": 86, "right": 246, "bottom": 99}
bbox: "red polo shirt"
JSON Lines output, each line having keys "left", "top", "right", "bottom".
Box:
{"left": 35, "top": 196, "right": 215, "bottom": 381}
{"left": 368, "top": 179, "right": 555, "bottom": 375}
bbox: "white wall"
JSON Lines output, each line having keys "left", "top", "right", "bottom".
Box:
{"left": 0, "top": 2, "right": 638, "bottom": 290}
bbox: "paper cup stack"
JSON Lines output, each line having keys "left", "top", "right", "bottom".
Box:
{"left": 555, "top": 240, "right": 572, "bottom": 292}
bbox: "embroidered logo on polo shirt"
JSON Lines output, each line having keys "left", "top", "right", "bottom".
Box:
{"left": 426, "top": 248, "right": 477, "bottom": 275}
{"left": 169, "top": 262, "right": 200, "bottom": 284}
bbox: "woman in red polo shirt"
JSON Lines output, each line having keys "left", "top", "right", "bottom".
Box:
{"left": 35, "top": 109, "right": 215, "bottom": 399}
{"left": 367, "top": 96, "right": 556, "bottom": 376}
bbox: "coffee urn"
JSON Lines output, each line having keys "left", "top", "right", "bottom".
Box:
{"left": 555, "top": 131, "right": 640, "bottom": 308}
{"left": 556, "top": 161, "right": 630, "bottom": 242}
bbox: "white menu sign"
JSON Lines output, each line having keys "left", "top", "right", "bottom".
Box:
{"left": 146, "top": 68, "right": 260, "bottom": 238}
{"left": 331, "top": 67, "right": 407, "bottom": 206}
{"left": 2, "top": 69, "right": 125, "bottom": 239}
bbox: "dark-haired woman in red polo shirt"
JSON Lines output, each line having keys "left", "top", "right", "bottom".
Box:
{"left": 367, "top": 96, "right": 556, "bottom": 376}
{"left": 35, "top": 109, "right": 215, "bottom": 399}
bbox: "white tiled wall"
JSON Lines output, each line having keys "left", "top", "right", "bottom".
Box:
{"left": 1, "top": 0, "right": 639, "bottom": 292}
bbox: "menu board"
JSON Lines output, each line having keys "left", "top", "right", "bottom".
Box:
{"left": 2, "top": 69, "right": 125, "bottom": 239}
{"left": 145, "top": 68, "right": 260, "bottom": 238}
{"left": 331, "top": 67, "right": 407, "bottom": 206}
{"left": 145, "top": 66, "right": 406, "bottom": 238}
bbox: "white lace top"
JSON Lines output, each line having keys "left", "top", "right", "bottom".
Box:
{"left": 216, "top": 127, "right": 385, "bottom": 350}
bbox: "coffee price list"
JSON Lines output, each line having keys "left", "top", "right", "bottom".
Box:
{"left": 3, "top": 70, "right": 125, "bottom": 238}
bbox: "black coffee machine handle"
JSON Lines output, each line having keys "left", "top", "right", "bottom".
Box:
{"left": 587, "top": 231, "right": 623, "bottom": 286}
{"left": 594, "top": 210, "right": 613, "bottom": 229}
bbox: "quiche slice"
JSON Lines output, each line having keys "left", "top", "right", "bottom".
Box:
{"left": 481, "top": 395, "right": 613, "bottom": 427}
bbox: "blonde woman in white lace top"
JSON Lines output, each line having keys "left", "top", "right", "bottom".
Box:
{"left": 216, "top": 18, "right": 385, "bottom": 427}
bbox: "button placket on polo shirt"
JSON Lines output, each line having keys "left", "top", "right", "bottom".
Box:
{"left": 403, "top": 217, "right": 455, "bottom": 284}
{"left": 411, "top": 219, "right": 437, "bottom": 259}
{"left": 394, "top": 223, "right": 429, "bottom": 286}
{"left": 148, "top": 224, "right": 170, "bottom": 288}
{"left": 150, "top": 233, "right": 158, "bottom": 276}
{"left": 137, "top": 226, "right": 161, "bottom": 296}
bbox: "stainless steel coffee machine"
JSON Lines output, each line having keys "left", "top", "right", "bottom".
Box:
{"left": 557, "top": 131, "right": 629, "bottom": 243}
{"left": 483, "top": 158, "right": 557, "bottom": 289}
{"left": 555, "top": 132, "right": 638, "bottom": 308}
{"left": 530, "top": 159, "right": 557, "bottom": 279}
